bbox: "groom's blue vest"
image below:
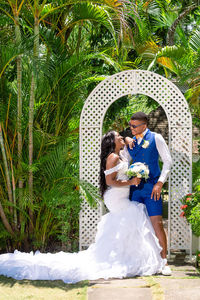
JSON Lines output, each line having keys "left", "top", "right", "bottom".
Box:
{"left": 128, "top": 129, "right": 160, "bottom": 183}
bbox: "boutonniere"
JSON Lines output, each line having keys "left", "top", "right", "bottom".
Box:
{"left": 142, "top": 140, "right": 149, "bottom": 149}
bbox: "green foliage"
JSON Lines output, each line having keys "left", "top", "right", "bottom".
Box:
{"left": 0, "top": 223, "right": 11, "bottom": 252}
{"left": 192, "top": 159, "right": 200, "bottom": 189}
{"left": 180, "top": 192, "right": 200, "bottom": 237}
{"left": 196, "top": 250, "right": 200, "bottom": 272}
{"left": 187, "top": 203, "right": 200, "bottom": 237}
{"left": 189, "top": 30, "right": 200, "bottom": 51}
{"left": 103, "top": 95, "right": 158, "bottom": 133}
{"left": 0, "top": 0, "right": 199, "bottom": 253}
{"left": 65, "top": 2, "right": 116, "bottom": 37}
{"left": 180, "top": 159, "right": 200, "bottom": 237}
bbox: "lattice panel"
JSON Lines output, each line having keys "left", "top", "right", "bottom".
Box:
{"left": 80, "top": 127, "right": 101, "bottom": 187}
{"left": 79, "top": 127, "right": 103, "bottom": 249}
{"left": 81, "top": 71, "right": 136, "bottom": 128}
{"left": 169, "top": 127, "right": 192, "bottom": 249}
{"left": 80, "top": 70, "right": 192, "bottom": 255}
{"left": 136, "top": 71, "right": 191, "bottom": 127}
{"left": 79, "top": 198, "right": 102, "bottom": 249}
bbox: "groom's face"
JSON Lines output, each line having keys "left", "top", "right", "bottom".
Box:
{"left": 129, "top": 120, "right": 147, "bottom": 136}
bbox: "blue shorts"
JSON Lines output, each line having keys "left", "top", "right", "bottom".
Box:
{"left": 130, "top": 181, "right": 163, "bottom": 217}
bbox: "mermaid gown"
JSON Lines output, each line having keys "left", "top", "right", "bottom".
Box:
{"left": 0, "top": 160, "right": 166, "bottom": 283}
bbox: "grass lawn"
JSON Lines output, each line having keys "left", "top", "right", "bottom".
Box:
{"left": 0, "top": 275, "right": 88, "bottom": 300}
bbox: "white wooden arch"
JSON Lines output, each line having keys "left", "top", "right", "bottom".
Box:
{"left": 79, "top": 70, "right": 192, "bottom": 256}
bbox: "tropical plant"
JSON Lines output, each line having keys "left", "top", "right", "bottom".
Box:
{"left": 180, "top": 192, "right": 200, "bottom": 237}
{"left": 0, "top": 0, "right": 199, "bottom": 253}
{"left": 0, "top": 0, "right": 131, "bottom": 252}
{"left": 196, "top": 250, "right": 200, "bottom": 272}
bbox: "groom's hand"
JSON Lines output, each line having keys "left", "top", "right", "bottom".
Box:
{"left": 151, "top": 181, "right": 163, "bottom": 201}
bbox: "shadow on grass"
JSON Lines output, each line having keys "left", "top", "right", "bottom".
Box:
{"left": 0, "top": 275, "right": 88, "bottom": 291}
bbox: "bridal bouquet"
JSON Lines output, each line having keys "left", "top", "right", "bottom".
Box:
{"left": 126, "top": 162, "right": 149, "bottom": 180}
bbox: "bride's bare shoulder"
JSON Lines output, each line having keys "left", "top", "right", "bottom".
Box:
{"left": 106, "top": 153, "right": 120, "bottom": 170}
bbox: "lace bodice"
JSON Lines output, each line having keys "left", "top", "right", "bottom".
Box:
{"left": 104, "top": 161, "right": 129, "bottom": 181}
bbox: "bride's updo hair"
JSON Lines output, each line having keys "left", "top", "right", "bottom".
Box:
{"left": 100, "top": 131, "right": 116, "bottom": 197}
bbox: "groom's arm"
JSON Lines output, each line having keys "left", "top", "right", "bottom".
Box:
{"left": 151, "top": 133, "right": 172, "bottom": 201}
{"left": 155, "top": 134, "right": 172, "bottom": 184}
{"left": 120, "top": 143, "right": 132, "bottom": 164}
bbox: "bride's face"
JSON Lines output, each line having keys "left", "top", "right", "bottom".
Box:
{"left": 114, "top": 132, "right": 125, "bottom": 149}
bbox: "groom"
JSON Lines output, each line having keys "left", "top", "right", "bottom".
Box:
{"left": 125, "top": 111, "right": 172, "bottom": 276}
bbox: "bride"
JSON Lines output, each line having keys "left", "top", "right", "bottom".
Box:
{"left": 0, "top": 131, "right": 166, "bottom": 283}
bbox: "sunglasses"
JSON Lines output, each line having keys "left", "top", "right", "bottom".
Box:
{"left": 128, "top": 122, "right": 146, "bottom": 129}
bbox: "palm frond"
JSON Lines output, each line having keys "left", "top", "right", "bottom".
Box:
{"left": 64, "top": 3, "right": 116, "bottom": 41}
{"left": 189, "top": 30, "right": 200, "bottom": 52}
{"left": 157, "top": 45, "right": 186, "bottom": 59}
{"left": 151, "top": 11, "right": 177, "bottom": 31}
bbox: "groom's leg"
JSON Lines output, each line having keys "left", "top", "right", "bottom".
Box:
{"left": 150, "top": 214, "right": 172, "bottom": 275}
{"left": 143, "top": 185, "right": 167, "bottom": 259}
{"left": 150, "top": 215, "right": 167, "bottom": 259}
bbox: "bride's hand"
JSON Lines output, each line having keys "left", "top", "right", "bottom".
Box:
{"left": 125, "top": 137, "right": 136, "bottom": 149}
{"left": 130, "top": 177, "right": 141, "bottom": 186}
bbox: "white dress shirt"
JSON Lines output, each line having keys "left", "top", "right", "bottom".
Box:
{"left": 121, "top": 128, "right": 172, "bottom": 184}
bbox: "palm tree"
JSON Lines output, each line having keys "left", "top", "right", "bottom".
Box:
{"left": 0, "top": 0, "right": 198, "bottom": 252}
{"left": 166, "top": 3, "right": 199, "bottom": 45}
{"left": 0, "top": 0, "right": 130, "bottom": 250}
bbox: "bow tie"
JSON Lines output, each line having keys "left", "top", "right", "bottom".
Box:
{"left": 135, "top": 133, "right": 144, "bottom": 139}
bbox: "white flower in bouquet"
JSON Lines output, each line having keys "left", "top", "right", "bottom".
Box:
{"left": 126, "top": 162, "right": 149, "bottom": 180}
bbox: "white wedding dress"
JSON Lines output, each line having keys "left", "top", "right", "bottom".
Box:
{"left": 0, "top": 159, "right": 166, "bottom": 283}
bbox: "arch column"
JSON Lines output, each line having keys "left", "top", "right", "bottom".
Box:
{"left": 79, "top": 70, "right": 192, "bottom": 256}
